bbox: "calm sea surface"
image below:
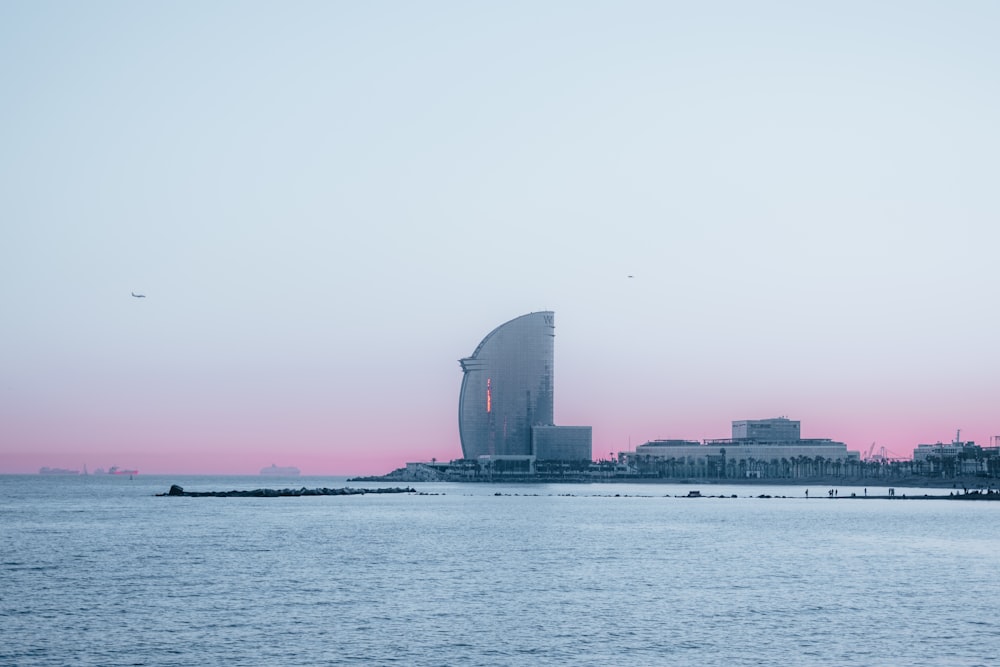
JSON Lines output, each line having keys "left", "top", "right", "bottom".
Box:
{"left": 2, "top": 475, "right": 999, "bottom": 666}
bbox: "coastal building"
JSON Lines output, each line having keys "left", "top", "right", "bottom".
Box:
{"left": 627, "top": 417, "right": 859, "bottom": 478}
{"left": 732, "top": 417, "right": 800, "bottom": 441}
{"left": 532, "top": 425, "right": 593, "bottom": 462}
{"left": 912, "top": 433, "right": 986, "bottom": 475}
{"left": 912, "top": 442, "right": 969, "bottom": 463}
{"left": 458, "top": 311, "right": 592, "bottom": 469}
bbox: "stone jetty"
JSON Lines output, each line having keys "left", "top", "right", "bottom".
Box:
{"left": 157, "top": 484, "right": 415, "bottom": 498}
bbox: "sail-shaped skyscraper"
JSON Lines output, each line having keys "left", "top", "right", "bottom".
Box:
{"left": 458, "top": 311, "right": 590, "bottom": 464}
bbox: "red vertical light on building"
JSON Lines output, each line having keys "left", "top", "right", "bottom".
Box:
{"left": 486, "top": 378, "right": 492, "bottom": 413}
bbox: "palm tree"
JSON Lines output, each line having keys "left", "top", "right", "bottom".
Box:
{"left": 814, "top": 456, "right": 826, "bottom": 478}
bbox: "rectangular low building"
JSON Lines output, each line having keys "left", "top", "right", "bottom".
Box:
{"left": 532, "top": 425, "right": 593, "bottom": 462}
{"left": 627, "top": 416, "right": 859, "bottom": 478}
{"left": 732, "top": 417, "right": 800, "bottom": 441}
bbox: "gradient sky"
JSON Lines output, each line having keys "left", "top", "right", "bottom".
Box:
{"left": 2, "top": 1, "right": 997, "bottom": 474}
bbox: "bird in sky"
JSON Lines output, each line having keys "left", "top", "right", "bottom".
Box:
{"left": 131, "top": 292, "right": 146, "bottom": 298}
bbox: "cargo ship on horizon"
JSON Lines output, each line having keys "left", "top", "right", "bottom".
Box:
{"left": 260, "top": 464, "right": 300, "bottom": 476}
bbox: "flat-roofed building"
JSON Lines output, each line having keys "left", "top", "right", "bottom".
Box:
{"left": 732, "top": 417, "right": 800, "bottom": 441}
{"left": 533, "top": 425, "right": 592, "bottom": 462}
{"left": 627, "top": 417, "right": 858, "bottom": 478}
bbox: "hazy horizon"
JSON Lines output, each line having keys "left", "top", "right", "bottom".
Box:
{"left": 3, "top": 1, "right": 998, "bottom": 475}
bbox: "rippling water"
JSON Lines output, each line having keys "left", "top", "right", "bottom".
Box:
{"left": 3, "top": 475, "right": 999, "bottom": 666}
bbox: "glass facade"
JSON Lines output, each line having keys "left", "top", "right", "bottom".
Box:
{"left": 532, "top": 426, "right": 592, "bottom": 462}
{"left": 458, "top": 312, "right": 555, "bottom": 459}
{"left": 732, "top": 418, "right": 801, "bottom": 441}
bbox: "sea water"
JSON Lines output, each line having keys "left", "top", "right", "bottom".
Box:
{"left": 2, "top": 475, "right": 998, "bottom": 666}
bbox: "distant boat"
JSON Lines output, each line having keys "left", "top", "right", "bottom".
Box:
{"left": 39, "top": 467, "right": 80, "bottom": 475}
{"left": 107, "top": 466, "right": 138, "bottom": 476}
{"left": 260, "top": 464, "right": 301, "bottom": 476}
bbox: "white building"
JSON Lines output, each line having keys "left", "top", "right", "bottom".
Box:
{"left": 732, "top": 417, "right": 801, "bottom": 441}
{"left": 912, "top": 439, "right": 984, "bottom": 474}
{"left": 627, "top": 417, "right": 859, "bottom": 478}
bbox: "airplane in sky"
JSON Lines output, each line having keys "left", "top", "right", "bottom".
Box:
{"left": 131, "top": 292, "right": 146, "bottom": 298}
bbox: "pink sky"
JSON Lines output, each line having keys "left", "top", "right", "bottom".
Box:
{"left": 3, "top": 364, "right": 995, "bottom": 475}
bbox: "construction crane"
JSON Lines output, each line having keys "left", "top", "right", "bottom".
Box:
{"left": 865, "top": 442, "right": 877, "bottom": 461}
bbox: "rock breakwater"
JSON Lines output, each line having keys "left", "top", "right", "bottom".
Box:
{"left": 157, "top": 484, "right": 415, "bottom": 497}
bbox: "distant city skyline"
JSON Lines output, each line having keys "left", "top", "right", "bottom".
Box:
{"left": 2, "top": 2, "right": 997, "bottom": 474}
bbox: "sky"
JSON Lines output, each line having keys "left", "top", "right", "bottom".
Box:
{"left": 1, "top": 1, "right": 998, "bottom": 475}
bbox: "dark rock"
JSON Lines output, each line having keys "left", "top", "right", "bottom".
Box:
{"left": 158, "top": 485, "right": 416, "bottom": 498}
